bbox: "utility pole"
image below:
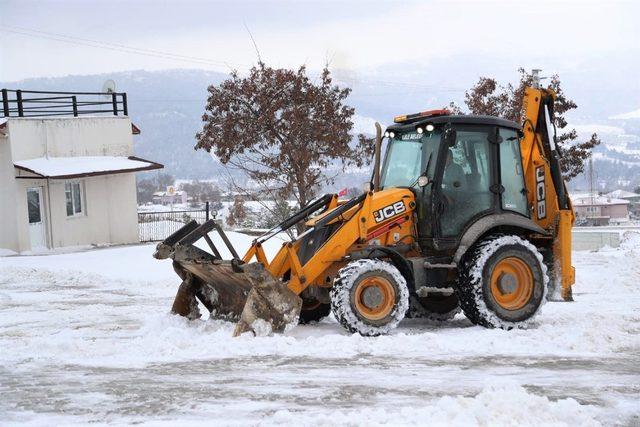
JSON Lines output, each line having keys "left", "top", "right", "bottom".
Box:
{"left": 531, "top": 69, "right": 547, "bottom": 89}
{"left": 589, "top": 157, "right": 595, "bottom": 205}
{"left": 531, "top": 69, "right": 542, "bottom": 89}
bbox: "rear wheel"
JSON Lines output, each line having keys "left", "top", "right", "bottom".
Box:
{"left": 457, "top": 235, "right": 547, "bottom": 329}
{"left": 330, "top": 259, "right": 409, "bottom": 336}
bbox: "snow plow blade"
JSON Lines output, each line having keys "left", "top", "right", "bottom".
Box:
{"left": 154, "top": 220, "right": 301, "bottom": 336}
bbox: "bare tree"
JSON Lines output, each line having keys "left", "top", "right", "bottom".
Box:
{"left": 179, "top": 180, "right": 224, "bottom": 211}
{"left": 226, "top": 196, "right": 249, "bottom": 228}
{"left": 459, "top": 69, "right": 600, "bottom": 180}
{"left": 195, "top": 63, "right": 374, "bottom": 219}
{"left": 136, "top": 178, "right": 156, "bottom": 204}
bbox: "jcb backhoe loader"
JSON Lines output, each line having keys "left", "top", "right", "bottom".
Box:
{"left": 154, "top": 76, "right": 575, "bottom": 336}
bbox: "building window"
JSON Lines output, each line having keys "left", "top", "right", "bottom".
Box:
{"left": 585, "top": 206, "right": 601, "bottom": 215}
{"left": 65, "top": 182, "right": 84, "bottom": 217}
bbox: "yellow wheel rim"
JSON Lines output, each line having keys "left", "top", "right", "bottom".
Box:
{"left": 354, "top": 276, "right": 396, "bottom": 321}
{"left": 490, "top": 257, "right": 534, "bottom": 311}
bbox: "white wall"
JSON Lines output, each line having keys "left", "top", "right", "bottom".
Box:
{"left": 45, "top": 175, "right": 139, "bottom": 249}
{"left": 0, "top": 134, "right": 21, "bottom": 251}
{"left": 0, "top": 117, "right": 141, "bottom": 252}
{"left": 9, "top": 116, "right": 134, "bottom": 161}
{"left": 572, "top": 231, "right": 621, "bottom": 251}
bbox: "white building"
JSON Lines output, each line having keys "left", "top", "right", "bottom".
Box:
{"left": 0, "top": 104, "right": 162, "bottom": 253}
{"left": 572, "top": 192, "right": 630, "bottom": 226}
{"left": 152, "top": 188, "right": 188, "bottom": 205}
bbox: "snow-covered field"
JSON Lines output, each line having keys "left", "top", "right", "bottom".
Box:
{"left": 1, "top": 233, "right": 639, "bottom": 426}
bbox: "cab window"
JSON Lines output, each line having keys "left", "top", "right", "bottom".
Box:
{"left": 380, "top": 134, "right": 423, "bottom": 188}
{"left": 499, "top": 128, "right": 528, "bottom": 216}
{"left": 439, "top": 128, "right": 494, "bottom": 237}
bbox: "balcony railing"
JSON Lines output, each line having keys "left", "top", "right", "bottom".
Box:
{"left": 1, "top": 89, "right": 128, "bottom": 118}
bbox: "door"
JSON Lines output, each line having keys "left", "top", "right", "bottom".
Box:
{"left": 499, "top": 127, "right": 529, "bottom": 216}
{"left": 27, "top": 187, "right": 47, "bottom": 249}
{"left": 438, "top": 127, "right": 495, "bottom": 237}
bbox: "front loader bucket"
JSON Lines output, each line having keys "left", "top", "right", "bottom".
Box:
{"left": 232, "top": 263, "right": 302, "bottom": 336}
{"left": 155, "top": 220, "right": 301, "bottom": 336}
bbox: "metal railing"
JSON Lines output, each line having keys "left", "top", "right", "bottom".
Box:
{"left": 138, "top": 203, "right": 213, "bottom": 242}
{"left": 1, "top": 89, "right": 128, "bottom": 118}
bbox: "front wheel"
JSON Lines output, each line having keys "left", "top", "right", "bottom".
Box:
{"left": 457, "top": 235, "right": 547, "bottom": 329}
{"left": 330, "top": 259, "right": 409, "bottom": 336}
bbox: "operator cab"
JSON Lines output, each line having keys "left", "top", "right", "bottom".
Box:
{"left": 380, "top": 111, "right": 527, "bottom": 254}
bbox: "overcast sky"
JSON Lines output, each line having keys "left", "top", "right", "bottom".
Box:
{"left": 1, "top": 0, "right": 638, "bottom": 82}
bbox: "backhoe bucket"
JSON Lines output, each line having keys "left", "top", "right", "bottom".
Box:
{"left": 154, "top": 220, "right": 301, "bottom": 336}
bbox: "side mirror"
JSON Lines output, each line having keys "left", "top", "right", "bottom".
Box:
{"left": 444, "top": 128, "right": 457, "bottom": 147}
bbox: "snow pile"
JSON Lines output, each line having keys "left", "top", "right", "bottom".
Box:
{"left": 0, "top": 248, "right": 17, "bottom": 257}
{"left": 620, "top": 230, "right": 640, "bottom": 250}
{"left": 270, "top": 385, "right": 600, "bottom": 426}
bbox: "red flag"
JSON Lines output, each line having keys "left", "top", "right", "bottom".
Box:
{"left": 338, "top": 187, "right": 348, "bottom": 197}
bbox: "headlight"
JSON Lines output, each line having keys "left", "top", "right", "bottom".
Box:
{"left": 418, "top": 176, "right": 430, "bottom": 187}
{"left": 425, "top": 124, "right": 435, "bottom": 132}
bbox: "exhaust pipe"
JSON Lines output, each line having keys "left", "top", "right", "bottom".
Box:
{"left": 373, "top": 122, "right": 382, "bottom": 191}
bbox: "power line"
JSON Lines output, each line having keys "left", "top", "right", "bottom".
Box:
{"left": 0, "top": 25, "right": 246, "bottom": 70}
{"left": 0, "top": 25, "right": 467, "bottom": 93}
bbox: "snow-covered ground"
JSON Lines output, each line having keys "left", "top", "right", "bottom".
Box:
{"left": 1, "top": 233, "right": 639, "bottom": 426}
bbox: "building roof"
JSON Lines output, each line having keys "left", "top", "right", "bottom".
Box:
{"left": 153, "top": 190, "right": 186, "bottom": 196}
{"left": 387, "top": 114, "right": 521, "bottom": 132}
{"left": 572, "top": 195, "right": 630, "bottom": 206}
{"left": 14, "top": 155, "right": 163, "bottom": 179}
{"left": 606, "top": 189, "right": 640, "bottom": 199}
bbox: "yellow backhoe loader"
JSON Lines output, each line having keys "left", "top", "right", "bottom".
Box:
{"left": 154, "top": 75, "right": 575, "bottom": 336}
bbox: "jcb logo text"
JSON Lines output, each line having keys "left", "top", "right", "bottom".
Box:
{"left": 373, "top": 201, "right": 406, "bottom": 223}
{"left": 536, "top": 167, "right": 546, "bottom": 220}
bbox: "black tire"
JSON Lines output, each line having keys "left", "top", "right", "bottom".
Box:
{"left": 407, "top": 293, "right": 460, "bottom": 321}
{"left": 541, "top": 248, "right": 565, "bottom": 302}
{"left": 457, "top": 235, "right": 547, "bottom": 329}
{"left": 298, "top": 301, "right": 331, "bottom": 324}
{"left": 330, "top": 259, "right": 409, "bottom": 336}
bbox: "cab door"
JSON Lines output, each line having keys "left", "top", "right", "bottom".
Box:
{"left": 498, "top": 127, "right": 529, "bottom": 216}
{"left": 437, "top": 125, "right": 495, "bottom": 238}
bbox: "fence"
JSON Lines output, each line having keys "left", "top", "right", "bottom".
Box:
{"left": 1, "top": 89, "right": 128, "bottom": 118}
{"left": 138, "top": 202, "right": 213, "bottom": 242}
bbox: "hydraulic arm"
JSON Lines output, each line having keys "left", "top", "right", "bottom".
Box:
{"left": 520, "top": 82, "right": 575, "bottom": 300}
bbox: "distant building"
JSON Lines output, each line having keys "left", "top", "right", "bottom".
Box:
{"left": 572, "top": 193, "right": 630, "bottom": 226}
{"left": 152, "top": 188, "right": 188, "bottom": 205}
{"left": 0, "top": 89, "right": 163, "bottom": 253}
{"left": 606, "top": 189, "right": 640, "bottom": 218}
